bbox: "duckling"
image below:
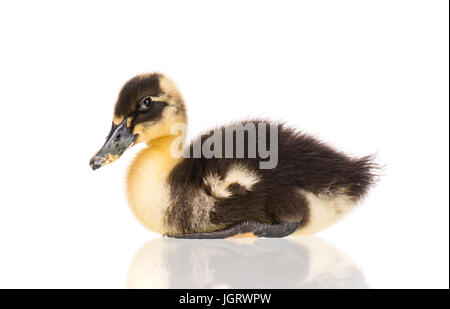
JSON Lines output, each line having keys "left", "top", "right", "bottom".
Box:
{"left": 90, "top": 73, "right": 377, "bottom": 239}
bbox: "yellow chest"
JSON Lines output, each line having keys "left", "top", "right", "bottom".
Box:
{"left": 126, "top": 146, "right": 179, "bottom": 234}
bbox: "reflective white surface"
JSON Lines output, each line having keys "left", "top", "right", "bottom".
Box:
{"left": 127, "top": 237, "right": 368, "bottom": 289}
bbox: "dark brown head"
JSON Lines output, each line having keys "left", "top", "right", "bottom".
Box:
{"left": 90, "top": 73, "right": 187, "bottom": 170}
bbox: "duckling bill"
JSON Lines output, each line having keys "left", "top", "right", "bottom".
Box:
{"left": 90, "top": 73, "right": 377, "bottom": 239}
{"left": 90, "top": 118, "right": 137, "bottom": 170}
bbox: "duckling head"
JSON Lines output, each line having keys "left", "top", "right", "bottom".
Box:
{"left": 89, "top": 73, "right": 186, "bottom": 170}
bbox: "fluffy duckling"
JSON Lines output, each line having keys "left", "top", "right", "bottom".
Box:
{"left": 90, "top": 73, "right": 377, "bottom": 238}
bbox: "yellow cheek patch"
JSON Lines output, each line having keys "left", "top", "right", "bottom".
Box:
{"left": 101, "top": 153, "right": 120, "bottom": 166}
{"left": 113, "top": 116, "right": 124, "bottom": 125}
{"left": 133, "top": 124, "right": 146, "bottom": 144}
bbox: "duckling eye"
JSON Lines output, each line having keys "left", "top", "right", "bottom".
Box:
{"left": 138, "top": 97, "right": 153, "bottom": 112}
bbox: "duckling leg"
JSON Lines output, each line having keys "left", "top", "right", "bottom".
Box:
{"left": 168, "top": 221, "right": 300, "bottom": 239}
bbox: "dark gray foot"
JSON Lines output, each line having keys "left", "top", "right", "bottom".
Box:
{"left": 168, "top": 221, "right": 300, "bottom": 239}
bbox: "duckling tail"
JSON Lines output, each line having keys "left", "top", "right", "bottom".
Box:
{"left": 347, "top": 154, "right": 380, "bottom": 201}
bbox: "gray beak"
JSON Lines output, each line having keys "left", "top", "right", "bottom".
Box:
{"left": 89, "top": 118, "right": 137, "bottom": 170}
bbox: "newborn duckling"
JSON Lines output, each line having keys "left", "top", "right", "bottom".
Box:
{"left": 90, "top": 73, "right": 377, "bottom": 238}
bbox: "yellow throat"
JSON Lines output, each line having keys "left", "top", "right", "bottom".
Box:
{"left": 126, "top": 134, "right": 183, "bottom": 234}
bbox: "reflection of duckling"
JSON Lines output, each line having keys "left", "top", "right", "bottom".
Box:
{"left": 90, "top": 73, "right": 377, "bottom": 238}
{"left": 127, "top": 238, "right": 368, "bottom": 288}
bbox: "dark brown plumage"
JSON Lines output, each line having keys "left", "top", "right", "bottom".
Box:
{"left": 166, "top": 120, "right": 377, "bottom": 236}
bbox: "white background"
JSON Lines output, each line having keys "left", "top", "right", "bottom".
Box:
{"left": 0, "top": 0, "right": 448, "bottom": 288}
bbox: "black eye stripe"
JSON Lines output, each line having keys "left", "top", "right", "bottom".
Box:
{"left": 132, "top": 101, "right": 168, "bottom": 128}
